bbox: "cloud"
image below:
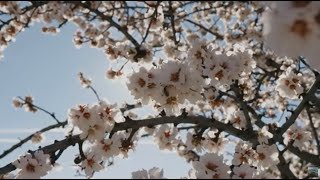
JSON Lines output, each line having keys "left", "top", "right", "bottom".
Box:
{"left": 0, "top": 128, "right": 65, "bottom": 134}
{"left": 0, "top": 138, "right": 51, "bottom": 144}
{"left": 0, "top": 138, "right": 20, "bottom": 143}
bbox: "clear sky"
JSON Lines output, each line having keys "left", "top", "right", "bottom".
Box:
{"left": 0, "top": 23, "right": 191, "bottom": 178}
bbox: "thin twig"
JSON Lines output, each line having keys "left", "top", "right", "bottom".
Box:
{"left": 76, "top": 1, "right": 140, "bottom": 47}
{"left": 168, "top": 1, "right": 178, "bottom": 45}
{"left": 0, "top": 120, "right": 67, "bottom": 159}
{"left": 184, "top": 19, "right": 224, "bottom": 40}
{"left": 141, "top": 2, "right": 160, "bottom": 45}
{"left": 18, "top": 96, "right": 62, "bottom": 124}
{"left": 277, "top": 145, "right": 297, "bottom": 179}
{"left": 88, "top": 86, "right": 101, "bottom": 102}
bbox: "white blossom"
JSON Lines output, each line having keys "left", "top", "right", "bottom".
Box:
{"left": 92, "top": 135, "right": 122, "bottom": 158}
{"left": 254, "top": 144, "right": 279, "bottom": 170}
{"left": 232, "top": 164, "right": 256, "bottom": 179}
{"left": 154, "top": 124, "right": 180, "bottom": 151}
{"left": 80, "top": 151, "right": 104, "bottom": 178}
{"left": 68, "top": 101, "right": 119, "bottom": 143}
{"left": 13, "top": 150, "right": 52, "bottom": 179}
{"left": 192, "top": 153, "right": 230, "bottom": 179}
{"left": 227, "top": 110, "right": 247, "bottom": 130}
{"left": 185, "top": 132, "right": 206, "bottom": 153}
{"left": 232, "top": 142, "right": 255, "bottom": 166}
{"left": 284, "top": 124, "right": 312, "bottom": 151}
{"left": 276, "top": 70, "right": 303, "bottom": 99}
{"left": 31, "top": 132, "right": 45, "bottom": 144}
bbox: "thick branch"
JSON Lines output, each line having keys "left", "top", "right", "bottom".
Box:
{"left": 2, "top": 114, "right": 319, "bottom": 175}
{"left": 111, "top": 116, "right": 257, "bottom": 143}
{"left": 0, "top": 115, "right": 254, "bottom": 175}
{"left": 277, "top": 74, "right": 320, "bottom": 137}
{"left": 0, "top": 135, "right": 81, "bottom": 175}
{"left": 231, "top": 84, "right": 253, "bottom": 132}
{"left": 306, "top": 106, "right": 320, "bottom": 155}
{"left": 288, "top": 144, "right": 320, "bottom": 166}
{"left": 277, "top": 149, "right": 296, "bottom": 179}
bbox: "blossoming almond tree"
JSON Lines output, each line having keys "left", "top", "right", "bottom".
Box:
{"left": 1, "top": 1, "right": 320, "bottom": 179}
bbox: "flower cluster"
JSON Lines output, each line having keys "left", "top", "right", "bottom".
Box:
{"left": 13, "top": 150, "right": 52, "bottom": 179}
{"left": 12, "top": 96, "right": 37, "bottom": 113}
{"left": 284, "top": 124, "right": 312, "bottom": 151}
{"left": 232, "top": 142, "right": 256, "bottom": 166}
{"left": 202, "top": 45, "right": 255, "bottom": 90}
{"left": 68, "top": 100, "right": 119, "bottom": 142}
{"left": 76, "top": 130, "right": 139, "bottom": 177}
{"left": 67, "top": 98, "right": 141, "bottom": 177}
{"left": 233, "top": 142, "right": 280, "bottom": 168}
{"left": 127, "top": 61, "right": 204, "bottom": 115}
{"left": 127, "top": 38, "right": 256, "bottom": 115}
{"left": 276, "top": 69, "right": 303, "bottom": 99}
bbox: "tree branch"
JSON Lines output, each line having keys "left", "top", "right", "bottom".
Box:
{"left": 276, "top": 74, "right": 320, "bottom": 138}
{"left": 288, "top": 144, "right": 320, "bottom": 166}
{"left": 18, "top": 96, "right": 62, "bottom": 124}
{"left": 184, "top": 19, "right": 223, "bottom": 40}
{"left": 231, "top": 84, "right": 253, "bottom": 132}
{"left": 277, "top": 148, "right": 297, "bottom": 179}
{"left": 0, "top": 121, "right": 67, "bottom": 160}
{"left": 76, "top": 1, "right": 140, "bottom": 48}
{"left": 141, "top": 2, "right": 160, "bottom": 45}
{"left": 306, "top": 105, "right": 320, "bottom": 155}
{"left": 168, "top": 1, "right": 178, "bottom": 45}
{"left": 0, "top": 115, "right": 256, "bottom": 175}
{"left": 0, "top": 135, "right": 81, "bottom": 175}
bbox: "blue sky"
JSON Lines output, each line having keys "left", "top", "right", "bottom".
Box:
{"left": 0, "top": 23, "right": 191, "bottom": 178}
